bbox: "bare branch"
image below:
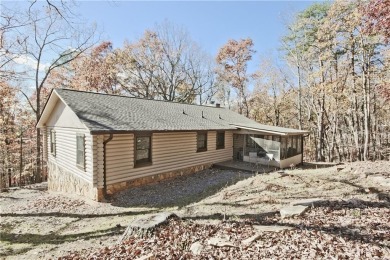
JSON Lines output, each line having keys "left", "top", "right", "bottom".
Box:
{"left": 19, "top": 90, "right": 37, "bottom": 114}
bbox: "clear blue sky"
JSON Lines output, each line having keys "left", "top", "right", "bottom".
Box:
{"left": 76, "top": 1, "right": 317, "bottom": 73}
{"left": 4, "top": 0, "right": 318, "bottom": 76}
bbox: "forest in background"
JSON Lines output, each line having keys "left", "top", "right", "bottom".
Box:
{"left": 1, "top": 0, "right": 389, "bottom": 188}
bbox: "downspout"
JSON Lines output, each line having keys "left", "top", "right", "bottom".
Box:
{"left": 103, "top": 134, "right": 113, "bottom": 199}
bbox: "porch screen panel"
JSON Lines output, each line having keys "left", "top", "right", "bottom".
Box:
{"left": 292, "top": 136, "right": 297, "bottom": 153}
{"left": 270, "top": 136, "right": 280, "bottom": 160}
{"left": 297, "top": 136, "right": 302, "bottom": 154}
{"left": 244, "top": 134, "right": 280, "bottom": 160}
{"left": 284, "top": 135, "right": 302, "bottom": 159}
{"left": 287, "top": 137, "right": 293, "bottom": 157}
{"left": 281, "top": 137, "right": 287, "bottom": 159}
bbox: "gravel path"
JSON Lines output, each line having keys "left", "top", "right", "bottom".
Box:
{"left": 111, "top": 169, "right": 254, "bottom": 208}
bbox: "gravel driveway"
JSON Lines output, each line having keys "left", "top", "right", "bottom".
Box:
{"left": 111, "top": 168, "right": 254, "bottom": 208}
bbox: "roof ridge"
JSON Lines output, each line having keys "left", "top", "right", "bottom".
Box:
{"left": 55, "top": 88, "right": 225, "bottom": 109}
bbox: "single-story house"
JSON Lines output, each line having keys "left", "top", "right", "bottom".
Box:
{"left": 37, "top": 89, "right": 309, "bottom": 201}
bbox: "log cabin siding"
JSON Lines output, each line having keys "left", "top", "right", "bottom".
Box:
{"left": 47, "top": 127, "right": 93, "bottom": 183}
{"left": 102, "top": 131, "right": 233, "bottom": 186}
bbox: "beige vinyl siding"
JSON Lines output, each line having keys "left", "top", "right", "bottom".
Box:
{"left": 103, "top": 131, "right": 233, "bottom": 186}
{"left": 103, "top": 134, "right": 133, "bottom": 188}
{"left": 42, "top": 127, "right": 48, "bottom": 165}
{"left": 47, "top": 127, "right": 93, "bottom": 183}
{"left": 233, "top": 134, "right": 244, "bottom": 149}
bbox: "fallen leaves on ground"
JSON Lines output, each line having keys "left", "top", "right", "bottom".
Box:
{"left": 60, "top": 199, "right": 390, "bottom": 259}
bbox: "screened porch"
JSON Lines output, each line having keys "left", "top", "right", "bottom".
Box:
{"left": 233, "top": 133, "right": 304, "bottom": 168}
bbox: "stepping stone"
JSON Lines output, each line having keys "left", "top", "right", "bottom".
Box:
{"left": 190, "top": 242, "right": 203, "bottom": 255}
{"left": 242, "top": 234, "right": 262, "bottom": 246}
{"left": 119, "top": 212, "right": 177, "bottom": 242}
{"left": 290, "top": 198, "right": 325, "bottom": 207}
{"left": 253, "top": 225, "right": 295, "bottom": 232}
{"left": 129, "top": 212, "right": 177, "bottom": 230}
{"left": 280, "top": 205, "right": 308, "bottom": 219}
{"left": 208, "top": 237, "right": 237, "bottom": 247}
{"left": 242, "top": 225, "right": 294, "bottom": 245}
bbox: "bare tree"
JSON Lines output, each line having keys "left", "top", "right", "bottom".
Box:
{"left": 116, "top": 21, "right": 216, "bottom": 103}
{"left": 5, "top": 1, "right": 96, "bottom": 181}
{"left": 216, "top": 38, "right": 255, "bottom": 116}
{"left": 48, "top": 41, "right": 120, "bottom": 94}
{"left": 185, "top": 44, "right": 217, "bottom": 105}
{"left": 0, "top": 3, "right": 30, "bottom": 81}
{"left": 251, "top": 57, "right": 294, "bottom": 126}
{"left": 279, "top": 0, "right": 390, "bottom": 162}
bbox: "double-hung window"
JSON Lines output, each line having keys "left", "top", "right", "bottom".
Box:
{"left": 197, "top": 132, "right": 207, "bottom": 152}
{"left": 76, "top": 134, "right": 85, "bottom": 170}
{"left": 50, "top": 130, "right": 56, "bottom": 156}
{"left": 135, "top": 134, "right": 152, "bottom": 166}
{"left": 216, "top": 132, "right": 225, "bottom": 149}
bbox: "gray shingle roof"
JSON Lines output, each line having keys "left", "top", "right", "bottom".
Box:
{"left": 54, "top": 89, "right": 308, "bottom": 135}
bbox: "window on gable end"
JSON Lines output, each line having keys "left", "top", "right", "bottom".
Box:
{"left": 50, "top": 130, "right": 56, "bottom": 156}
{"left": 76, "top": 134, "right": 85, "bottom": 170}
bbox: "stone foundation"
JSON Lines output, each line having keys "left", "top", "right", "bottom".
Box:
{"left": 49, "top": 162, "right": 213, "bottom": 201}
{"left": 102, "top": 163, "right": 213, "bottom": 201}
{"left": 48, "top": 161, "right": 98, "bottom": 200}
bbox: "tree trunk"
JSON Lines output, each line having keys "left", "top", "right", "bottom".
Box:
{"left": 362, "top": 59, "right": 370, "bottom": 161}
{"left": 297, "top": 65, "right": 302, "bottom": 130}
{"left": 350, "top": 37, "right": 361, "bottom": 160}
{"left": 35, "top": 89, "right": 42, "bottom": 183}
{"left": 19, "top": 132, "right": 23, "bottom": 187}
{"left": 371, "top": 88, "right": 377, "bottom": 160}
{"left": 316, "top": 59, "right": 325, "bottom": 162}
